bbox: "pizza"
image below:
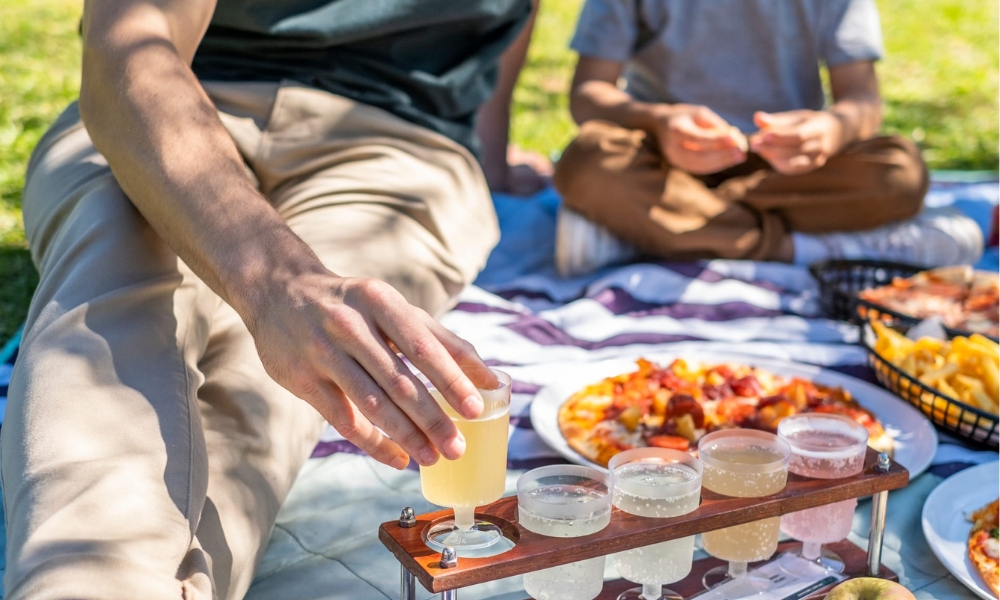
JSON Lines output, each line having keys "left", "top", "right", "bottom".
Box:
{"left": 558, "top": 358, "right": 893, "bottom": 467}
{"left": 968, "top": 498, "right": 999, "bottom": 596}
{"left": 858, "top": 266, "right": 999, "bottom": 338}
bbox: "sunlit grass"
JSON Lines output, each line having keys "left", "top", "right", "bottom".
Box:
{"left": 0, "top": 0, "right": 82, "bottom": 245}
{"left": 878, "top": 0, "right": 999, "bottom": 169}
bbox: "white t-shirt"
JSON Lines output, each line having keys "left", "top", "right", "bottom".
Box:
{"left": 570, "top": 0, "right": 884, "bottom": 133}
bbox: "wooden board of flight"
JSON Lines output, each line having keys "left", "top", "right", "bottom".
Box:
{"left": 378, "top": 447, "right": 908, "bottom": 594}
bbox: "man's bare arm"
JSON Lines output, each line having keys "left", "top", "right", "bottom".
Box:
{"left": 81, "top": 0, "right": 294, "bottom": 320}
{"left": 79, "top": 0, "right": 491, "bottom": 469}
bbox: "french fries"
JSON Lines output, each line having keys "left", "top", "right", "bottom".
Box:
{"left": 872, "top": 321, "right": 1000, "bottom": 417}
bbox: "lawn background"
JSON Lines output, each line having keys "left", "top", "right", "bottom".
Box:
{"left": 0, "top": 0, "right": 998, "bottom": 343}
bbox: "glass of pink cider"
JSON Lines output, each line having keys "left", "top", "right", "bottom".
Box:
{"left": 777, "top": 413, "right": 869, "bottom": 573}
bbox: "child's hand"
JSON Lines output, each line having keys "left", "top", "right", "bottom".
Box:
{"left": 655, "top": 105, "right": 747, "bottom": 174}
{"left": 749, "top": 110, "right": 844, "bottom": 175}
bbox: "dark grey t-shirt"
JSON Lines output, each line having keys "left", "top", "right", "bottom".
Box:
{"left": 192, "top": 0, "right": 532, "bottom": 154}
{"left": 570, "top": 0, "right": 884, "bottom": 133}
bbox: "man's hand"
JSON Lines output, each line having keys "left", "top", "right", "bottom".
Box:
{"left": 655, "top": 105, "right": 748, "bottom": 175}
{"left": 749, "top": 110, "right": 845, "bottom": 176}
{"left": 248, "top": 271, "right": 496, "bottom": 471}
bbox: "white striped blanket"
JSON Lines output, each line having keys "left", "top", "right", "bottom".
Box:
{"left": 311, "top": 180, "right": 1000, "bottom": 477}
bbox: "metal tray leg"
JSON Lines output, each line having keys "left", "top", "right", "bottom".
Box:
{"left": 867, "top": 489, "right": 889, "bottom": 576}
{"left": 401, "top": 565, "right": 416, "bottom": 600}
{"left": 441, "top": 590, "right": 458, "bottom": 599}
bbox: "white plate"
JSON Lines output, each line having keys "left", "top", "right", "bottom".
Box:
{"left": 530, "top": 350, "right": 938, "bottom": 477}
{"left": 922, "top": 461, "right": 1000, "bottom": 600}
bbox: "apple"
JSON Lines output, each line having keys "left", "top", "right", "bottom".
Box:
{"left": 824, "top": 577, "right": 916, "bottom": 600}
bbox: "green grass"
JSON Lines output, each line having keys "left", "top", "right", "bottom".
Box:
{"left": 879, "top": 0, "right": 999, "bottom": 169}
{"left": 0, "top": 0, "right": 997, "bottom": 344}
{"left": 0, "top": 0, "right": 81, "bottom": 341}
{"left": 511, "top": 0, "right": 583, "bottom": 160}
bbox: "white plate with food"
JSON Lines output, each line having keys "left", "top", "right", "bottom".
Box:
{"left": 530, "top": 350, "right": 937, "bottom": 476}
{"left": 922, "top": 461, "right": 1000, "bottom": 600}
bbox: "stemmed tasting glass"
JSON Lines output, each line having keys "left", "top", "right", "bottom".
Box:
{"left": 517, "top": 465, "right": 614, "bottom": 600}
{"left": 609, "top": 448, "right": 703, "bottom": 600}
{"left": 419, "top": 367, "right": 512, "bottom": 553}
{"left": 778, "top": 413, "right": 869, "bottom": 572}
{"left": 699, "top": 429, "right": 791, "bottom": 590}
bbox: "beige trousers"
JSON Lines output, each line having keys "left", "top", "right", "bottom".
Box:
{"left": 2, "top": 81, "right": 497, "bottom": 600}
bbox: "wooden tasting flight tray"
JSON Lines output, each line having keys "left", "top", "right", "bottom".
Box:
{"left": 379, "top": 448, "right": 908, "bottom": 594}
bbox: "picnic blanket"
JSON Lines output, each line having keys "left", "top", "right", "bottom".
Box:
{"left": 0, "top": 178, "right": 997, "bottom": 599}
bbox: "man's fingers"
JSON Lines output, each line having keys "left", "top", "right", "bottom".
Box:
{"left": 352, "top": 321, "right": 467, "bottom": 461}
{"left": 375, "top": 304, "right": 484, "bottom": 421}
{"left": 311, "top": 380, "right": 412, "bottom": 470}
{"left": 318, "top": 349, "right": 448, "bottom": 466}
{"left": 420, "top": 314, "right": 499, "bottom": 390}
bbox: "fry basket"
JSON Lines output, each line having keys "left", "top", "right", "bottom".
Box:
{"left": 861, "top": 322, "right": 999, "bottom": 448}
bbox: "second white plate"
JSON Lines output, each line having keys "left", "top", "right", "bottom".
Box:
{"left": 922, "top": 461, "right": 1000, "bottom": 600}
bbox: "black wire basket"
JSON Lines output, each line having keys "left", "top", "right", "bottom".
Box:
{"left": 861, "top": 322, "right": 999, "bottom": 448}
{"left": 810, "top": 259, "right": 999, "bottom": 341}
{"left": 809, "top": 259, "right": 924, "bottom": 324}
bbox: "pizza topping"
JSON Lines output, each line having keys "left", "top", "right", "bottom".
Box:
{"left": 666, "top": 394, "right": 704, "bottom": 428}
{"left": 673, "top": 413, "right": 700, "bottom": 442}
{"left": 986, "top": 536, "right": 999, "bottom": 559}
{"left": 731, "top": 375, "right": 763, "bottom": 397}
{"left": 558, "top": 358, "right": 894, "bottom": 468}
{"left": 714, "top": 398, "right": 757, "bottom": 427}
{"left": 759, "top": 398, "right": 796, "bottom": 430}
{"left": 618, "top": 406, "right": 643, "bottom": 432}
{"left": 702, "top": 382, "right": 731, "bottom": 400}
{"left": 647, "top": 434, "right": 690, "bottom": 451}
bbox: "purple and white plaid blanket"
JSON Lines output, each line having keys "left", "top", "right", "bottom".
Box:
{"left": 310, "top": 181, "right": 1000, "bottom": 476}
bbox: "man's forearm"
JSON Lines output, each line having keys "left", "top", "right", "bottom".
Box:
{"left": 79, "top": 27, "right": 325, "bottom": 323}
